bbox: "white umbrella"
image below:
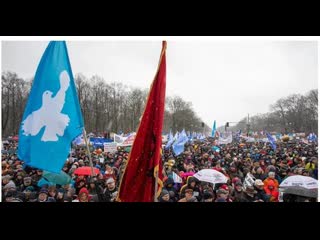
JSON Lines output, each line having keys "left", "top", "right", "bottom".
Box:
{"left": 280, "top": 175, "right": 318, "bottom": 189}
{"left": 279, "top": 175, "right": 318, "bottom": 198}
{"left": 193, "top": 169, "right": 228, "bottom": 184}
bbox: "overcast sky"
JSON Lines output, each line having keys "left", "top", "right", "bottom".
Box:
{"left": 1, "top": 40, "right": 318, "bottom": 129}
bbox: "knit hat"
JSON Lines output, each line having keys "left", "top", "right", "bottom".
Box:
{"left": 79, "top": 187, "right": 89, "bottom": 196}
{"left": 39, "top": 188, "right": 49, "bottom": 195}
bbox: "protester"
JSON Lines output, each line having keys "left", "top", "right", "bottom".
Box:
{"left": 1, "top": 133, "right": 318, "bottom": 202}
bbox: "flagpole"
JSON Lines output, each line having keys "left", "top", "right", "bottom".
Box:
{"left": 154, "top": 169, "right": 159, "bottom": 202}
{"left": 82, "top": 128, "right": 95, "bottom": 176}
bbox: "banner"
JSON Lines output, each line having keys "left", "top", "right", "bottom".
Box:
{"left": 121, "top": 133, "right": 136, "bottom": 146}
{"left": 114, "top": 134, "right": 126, "bottom": 144}
{"left": 218, "top": 132, "right": 232, "bottom": 145}
{"left": 243, "top": 173, "right": 256, "bottom": 190}
{"left": 104, "top": 142, "right": 118, "bottom": 153}
{"left": 90, "top": 137, "right": 113, "bottom": 148}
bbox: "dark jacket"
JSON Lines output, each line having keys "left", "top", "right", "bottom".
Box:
{"left": 255, "top": 188, "right": 269, "bottom": 202}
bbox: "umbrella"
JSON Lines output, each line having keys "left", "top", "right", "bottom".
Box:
{"left": 280, "top": 186, "right": 318, "bottom": 198}
{"left": 74, "top": 166, "right": 100, "bottom": 176}
{"left": 37, "top": 178, "right": 56, "bottom": 187}
{"left": 12, "top": 135, "right": 19, "bottom": 141}
{"left": 43, "top": 171, "right": 72, "bottom": 185}
{"left": 280, "top": 175, "right": 318, "bottom": 189}
{"left": 279, "top": 175, "right": 318, "bottom": 198}
{"left": 193, "top": 169, "right": 228, "bottom": 184}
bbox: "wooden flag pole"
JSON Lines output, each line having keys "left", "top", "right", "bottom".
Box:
{"left": 154, "top": 169, "right": 159, "bottom": 202}
{"left": 82, "top": 128, "right": 95, "bottom": 176}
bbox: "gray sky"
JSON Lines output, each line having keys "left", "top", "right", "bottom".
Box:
{"left": 1, "top": 40, "right": 318, "bottom": 129}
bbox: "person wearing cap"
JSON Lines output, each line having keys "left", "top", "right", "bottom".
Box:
{"left": 254, "top": 179, "right": 269, "bottom": 202}
{"left": 103, "top": 178, "right": 118, "bottom": 202}
{"left": 215, "top": 188, "right": 229, "bottom": 202}
{"left": 37, "top": 188, "right": 50, "bottom": 202}
{"left": 178, "top": 188, "right": 198, "bottom": 202}
{"left": 179, "top": 176, "right": 201, "bottom": 201}
{"left": 219, "top": 184, "right": 233, "bottom": 202}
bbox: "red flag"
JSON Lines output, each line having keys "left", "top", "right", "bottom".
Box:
{"left": 117, "top": 41, "right": 166, "bottom": 202}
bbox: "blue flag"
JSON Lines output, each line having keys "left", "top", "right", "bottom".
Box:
{"left": 211, "top": 120, "right": 216, "bottom": 137}
{"left": 266, "top": 132, "right": 277, "bottom": 151}
{"left": 172, "top": 129, "right": 189, "bottom": 155}
{"left": 308, "top": 133, "right": 317, "bottom": 142}
{"left": 18, "top": 41, "right": 84, "bottom": 173}
{"left": 165, "top": 130, "right": 174, "bottom": 149}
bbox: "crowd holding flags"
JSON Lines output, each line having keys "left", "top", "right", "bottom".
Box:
{"left": 12, "top": 40, "right": 318, "bottom": 203}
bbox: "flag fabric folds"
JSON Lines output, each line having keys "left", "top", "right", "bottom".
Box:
{"left": 172, "top": 129, "right": 189, "bottom": 156}
{"left": 165, "top": 130, "right": 174, "bottom": 149}
{"left": 308, "top": 133, "right": 317, "bottom": 142}
{"left": 117, "top": 41, "right": 167, "bottom": 202}
{"left": 266, "top": 132, "right": 277, "bottom": 151}
{"left": 18, "top": 41, "right": 84, "bottom": 173}
{"left": 211, "top": 120, "right": 216, "bottom": 137}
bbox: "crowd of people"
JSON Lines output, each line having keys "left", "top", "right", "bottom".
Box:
{"left": 1, "top": 135, "right": 318, "bottom": 202}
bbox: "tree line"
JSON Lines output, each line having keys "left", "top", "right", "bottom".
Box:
{"left": 2, "top": 71, "right": 209, "bottom": 137}
{"left": 227, "top": 89, "right": 318, "bottom": 135}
